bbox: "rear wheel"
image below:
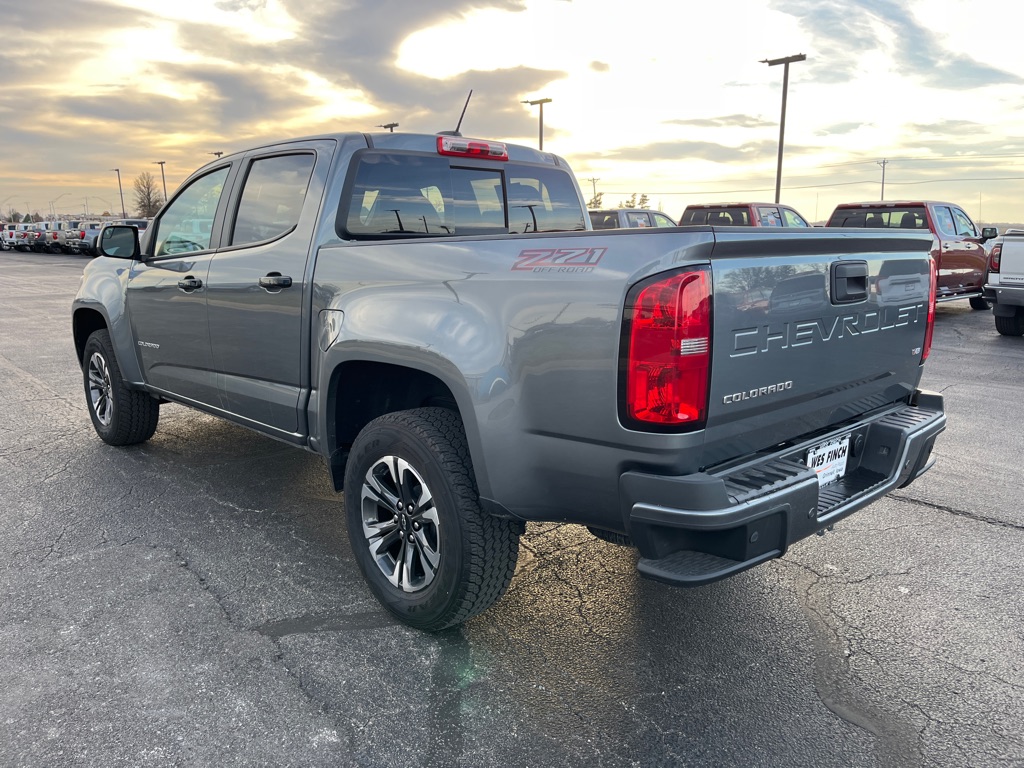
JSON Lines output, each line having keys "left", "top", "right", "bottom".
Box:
{"left": 83, "top": 329, "right": 160, "bottom": 445}
{"left": 970, "top": 296, "right": 991, "bottom": 310}
{"left": 344, "top": 407, "right": 520, "bottom": 631}
{"left": 995, "top": 312, "right": 1024, "bottom": 336}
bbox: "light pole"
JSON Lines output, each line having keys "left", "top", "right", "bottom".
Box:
{"left": 49, "top": 192, "right": 70, "bottom": 219}
{"left": 208, "top": 151, "right": 223, "bottom": 159}
{"left": 760, "top": 53, "right": 806, "bottom": 204}
{"left": 153, "top": 161, "right": 167, "bottom": 201}
{"left": 376, "top": 122, "right": 399, "bottom": 132}
{"left": 521, "top": 97, "right": 552, "bottom": 150}
{"left": 110, "top": 168, "right": 126, "bottom": 218}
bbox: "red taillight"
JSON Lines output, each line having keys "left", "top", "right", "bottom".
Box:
{"left": 624, "top": 269, "right": 711, "bottom": 427}
{"left": 922, "top": 256, "right": 937, "bottom": 362}
{"left": 80, "top": 230, "right": 86, "bottom": 238}
{"left": 436, "top": 135, "right": 509, "bottom": 161}
{"left": 52, "top": 232, "right": 59, "bottom": 240}
{"left": 988, "top": 243, "right": 1002, "bottom": 272}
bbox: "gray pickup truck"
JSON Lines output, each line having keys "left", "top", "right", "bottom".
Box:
{"left": 72, "top": 131, "right": 946, "bottom": 631}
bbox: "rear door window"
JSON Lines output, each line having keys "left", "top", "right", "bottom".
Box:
{"left": 651, "top": 212, "right": 676, "bottom": 227}
{"left": 230, "top": 153, "right": 316, "bottom": 246}
{"left": 933, "top": 206, "right": 957, "bottom": 237}
{"left": 757, "top": 206, "right": 782, "bottom": 226}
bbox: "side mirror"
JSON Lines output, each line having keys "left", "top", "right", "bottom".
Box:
{"left": 981, "top": 226, "right": 998, "bottom": 241}
{"left": 97, "top": 224, "right": 140, "bottom": 259}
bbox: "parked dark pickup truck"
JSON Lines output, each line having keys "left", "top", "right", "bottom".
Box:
{"left": 826, "top": 200, "right": 996, "bottom": 309}
{"left": 73, "top": 131, "right": 946, "bottom": 630}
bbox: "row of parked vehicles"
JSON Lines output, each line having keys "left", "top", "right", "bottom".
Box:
{"left": 1, "top": 218, "right": 150, "bottom": 255}
{"left": 590, "top": 198, "right": 999, "bottom": 310}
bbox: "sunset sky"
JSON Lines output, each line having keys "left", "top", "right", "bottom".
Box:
{"left": 1, "top": 0, "right": 1022, "bottom": 224}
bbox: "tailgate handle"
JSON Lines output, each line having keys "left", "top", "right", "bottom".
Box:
{"left": 831, "top": 260, "right": 868, "bottom": 304}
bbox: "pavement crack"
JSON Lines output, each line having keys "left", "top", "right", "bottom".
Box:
{"left": 889, "top": 494, "right": 1024, "bottom": 532}
{"left": 781, "top": 558, "right": 925, "bottom": 767}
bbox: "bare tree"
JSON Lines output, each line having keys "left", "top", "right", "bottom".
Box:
{"left": 619, "top": 193, "right": 651, "bottom": 209}
{"left": 587, "top": 192, "right": 604, "bottom": 209}
{"left": 133, "top": 171, "right": 162, "bottom": 217}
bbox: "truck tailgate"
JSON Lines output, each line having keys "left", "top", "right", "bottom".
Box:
{"left": 701, "top": 228, "right": 935, "bottom": 467}
{"left": 995, "top": 232, "right": 1024, "bottom": 284}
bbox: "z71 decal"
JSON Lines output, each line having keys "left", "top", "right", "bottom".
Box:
{"left": 513, "top": 247, "right": 606, "bottom": 273}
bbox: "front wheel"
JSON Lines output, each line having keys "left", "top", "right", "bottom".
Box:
{"left": 970, "top": 296, "right": 991, "bottom": 310}
{"left": 344, "top": 408, "right": 520, "bottom": 631}
{"left": 82, "top": 329, "right": 160, "bottom": 445}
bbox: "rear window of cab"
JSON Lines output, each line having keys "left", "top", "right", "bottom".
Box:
{"left": 338, "top": 150, "right": 586, "bottom": 239}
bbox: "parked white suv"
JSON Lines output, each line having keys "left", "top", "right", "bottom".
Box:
{"left": 1, "top": 223, "right": 17, "bottom": 250}
{"left": 983, "top": 229, "right": 1024, "bottom": 335}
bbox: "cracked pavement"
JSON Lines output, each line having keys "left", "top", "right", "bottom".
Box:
{"left": 0, "top": 251, "right": 1021, "bottom": 767}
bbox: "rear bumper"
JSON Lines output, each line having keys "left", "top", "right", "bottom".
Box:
{"left": 621, "top": 391, "right": 945, "bottom": 586}
{"left": 984, "top": 283, "right": 1024, "bottom": 311}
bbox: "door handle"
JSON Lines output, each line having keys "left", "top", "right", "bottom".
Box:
{"left": 177, "top": 277, "right": 203, "bottom": 290}
{"left": 259, "top": 275, "right": 293, "bottom": 290}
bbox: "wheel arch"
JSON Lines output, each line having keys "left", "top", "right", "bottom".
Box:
{"left": 72, "top": 306, "right": 110, "bottom": 365}
{"left": 322, "top": 358, "right": 488, "bottom": 496}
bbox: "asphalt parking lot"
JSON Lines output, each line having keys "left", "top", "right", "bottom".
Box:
{"left": 1, "top": 249, "right": 1022, "bottom": 767}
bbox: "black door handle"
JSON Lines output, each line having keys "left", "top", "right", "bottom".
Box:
{"left": 177, "top": 277, "right": 203, "bottom": 290}
{"left": 259, "top": 275, "right": 293, "bottom": 290}
{"left": 831, "top": 260, "right": 868, "bottom": 304}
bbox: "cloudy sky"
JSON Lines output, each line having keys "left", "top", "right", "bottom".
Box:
{"left": 1, "top": 0, "right": 1022, "bottom": 223}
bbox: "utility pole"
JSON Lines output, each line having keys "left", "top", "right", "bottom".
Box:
{"left": 585, "top": 177, "right": 600, "bottom": 198}
{"left": 110, "top": 168, "right": 126, "bottom": 218}
{"left": 376, "top": 122, "right": 399, "bottom": 132}
{"left": 877, "top": 159, "right": 888, "bottom": 200}
{"left": 521, "top": 97, "right": 552, "bottom": 150}
{"left": 154, "top": 161, "right": 168, "bottom": 201}
{"left": 760, "top": 53, "right": 806, "bottom": 204}
{"left": 208, "top": 151, "right": 223, "bottom": 159}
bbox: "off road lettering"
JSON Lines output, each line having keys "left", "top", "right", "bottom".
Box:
{"left": 513, "top": 247, "right": 607, "bottom": 272}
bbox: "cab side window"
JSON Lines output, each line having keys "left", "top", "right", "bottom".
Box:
{"left": 783, "top": 208, "right": 809, "bottom": 227}
{"left": 231, "top": 154, "right": 316, "bottom": 246}
{"left": 933, "top": 206, "right": 957, "bottom": 237}
{"left": 153, "top": 168, "right": 230, "bottom": 256}
{"left": 951, "top": 207, "right": 978, "bottom": 237}
{"left": 757, "top": 207, "right": 782, "bottom": 226}
{"left": 651, "top": 213, "right": 677, "bottom": 227}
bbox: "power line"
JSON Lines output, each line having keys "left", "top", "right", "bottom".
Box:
{"left": 821, "top": 152, "right": 1024, "bottom": 168}
{"left": 601, "top": 175, "right": 1024, "bottom": 197}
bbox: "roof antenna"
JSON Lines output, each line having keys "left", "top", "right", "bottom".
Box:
{"left": 439, "top": 89, "right": 473, "bottom": 137}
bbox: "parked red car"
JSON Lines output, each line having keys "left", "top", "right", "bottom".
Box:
{"left": 825, "top": 201, "right": 997, "bottom": 309}
{"left": 679, "top": 202, "right": 810, "bottom": 227}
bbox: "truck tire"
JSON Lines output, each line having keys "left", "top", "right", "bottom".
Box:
{"left": 969, "top": 296, "right": 990, "bottom": 310}
{"left": 995, "top": 313, "right": 1024, "bottom": 336}
{"left": 344, "top": 407, "right": 520, "bottom": 631}
{"left": 83, "top": 329, "right": 160, "bottom": 445}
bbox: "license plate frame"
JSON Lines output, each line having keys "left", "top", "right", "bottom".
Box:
{"left": 806, "top": 434, "right": 851, "bottom": 487}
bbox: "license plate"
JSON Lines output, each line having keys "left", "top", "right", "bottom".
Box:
{"left": 806, "top": 435, "right": 850, "bottom": 487}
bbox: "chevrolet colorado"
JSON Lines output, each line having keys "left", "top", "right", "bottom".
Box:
{"left": 72, "top": 131, "right": 946, "bottom": 630}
